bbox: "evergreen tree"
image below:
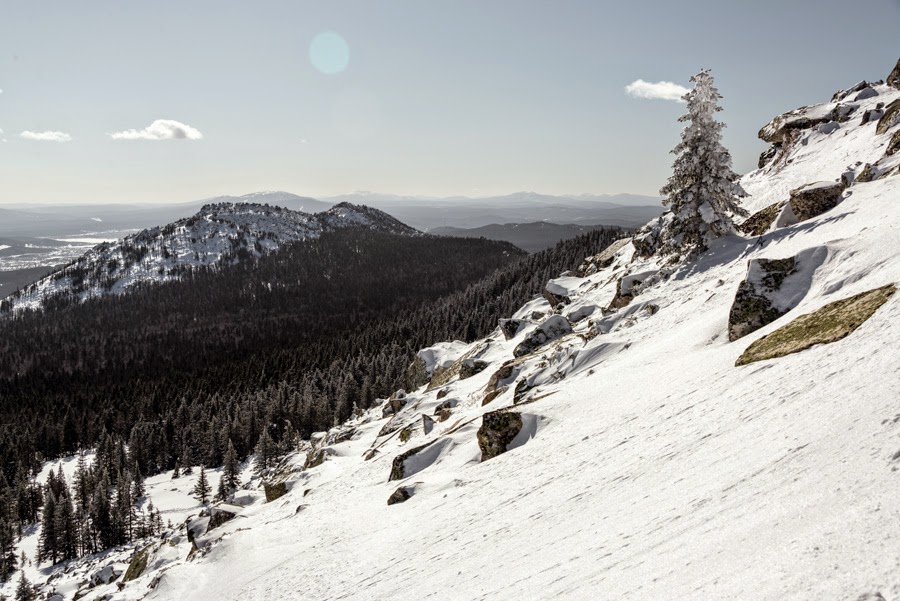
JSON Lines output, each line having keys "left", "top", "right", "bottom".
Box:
{"left": 657, "top": 68, "right": 747, "bottom": 255}
{"left": 192, "top": 468, "right": 211, "bottom": 505}
{"left": 221, "top": 441, "right": 241, "bottom": 493}
{"left": 14, "top": 571, "right": 35, "bottom": 601}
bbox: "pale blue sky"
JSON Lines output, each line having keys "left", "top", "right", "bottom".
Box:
{"left": 1, "top": 0, "right": 898, "bottom": 204}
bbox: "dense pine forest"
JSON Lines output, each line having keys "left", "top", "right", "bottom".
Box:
{"left": 0, "top": 227, "right": 624, "bottom": 579}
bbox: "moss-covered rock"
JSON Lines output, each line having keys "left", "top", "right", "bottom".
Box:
{"left": 398, "top": 426, "right": 413, "bottom": 443}
{"left": 264, "top": 481, "right": 288, "bottom": 502}
{"left": 477, "top": 410, "right": 523, "bottom": 461}
{"left": 736, "top": 284, "right": 896, "bottom": 366}
{"left": 122, "top": 545, "right": 153, "bottom": 582}
{"left": 739, "top": 201, "right": 786, "bottom": 236}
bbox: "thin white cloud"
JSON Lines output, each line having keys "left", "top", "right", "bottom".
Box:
{"left": 21, "top": 130, "right": 72, "bottom": 142}
{"left": 109, "top": 119, "right": 203, "bottom": 141}
{"left": 625, "top": 79, "right": 689, "bottom": 102}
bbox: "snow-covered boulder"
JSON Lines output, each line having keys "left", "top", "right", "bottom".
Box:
{"left": 787, "top": 181, "right": 844, "bottom": 222}
{"left": 91, "top": 564, "right": 123, "bottom": 586}
{"left": 758, "top": 103, "right": 838, "bottom": 144}
{"left": 513, "top": 315, "right": 572, "bottom": 358}
{"left": 388, "top": 438, "right": 452, "bottom": 481}
{"left": 477, "top": 410, "right": 523, "bottom": 461}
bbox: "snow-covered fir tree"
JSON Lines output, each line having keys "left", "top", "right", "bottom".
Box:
{"left": 640, "top": 68, "right": 747, "bottom": 258}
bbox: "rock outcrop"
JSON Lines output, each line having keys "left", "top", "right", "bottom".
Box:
{"left": 739, "top": 201, "right": 786, "bottom": 236}
{"left": 123, "top": 545, "right": 153, "bottom": 582}
{"left": 483, "top": 362, "right": 517, "bottom": 405}
{"left": 736, "top": 284, "right": 896, "bottom": 366}
{"left": 477, "top": 410, "right": 523, "bottom": 461}
{"left": 264, "top": 481, "right": 288, "bottom": 502}
{"left": 387, "top": 487, "right": 412, "bottom": 506}
{"left": 403, "top": 356, "right": 429, "bottom": 391}
{"left": 888, "top": 58, "right": 900, "bottom": 89}
{"left": 499, "top": 318, "right": 525, "bottom": 340}
{"left": 576, "top": 237, "right": 631, "bottom": 276}
{"left": 876, "top": 98, "right": 900, "bottom": 135}
{"left": 543, "top": 286, "right": 569, "bottom": 307}
{"left": 728, "top": 257, "right": 798, "bottom": 341}
{"left": 787, "top": 181, "right": 844, "bottom": 222}
{"left": 389, "top": 441, "right": 436, "bottom": 481}
{"left": 887, "top": 130, "right": 900, "bottom": 156}
{"left": 459, "top": 359, "right": 489, "bottom": 380}
{"left": 513, "top": 315, "right": 572, "bottom": 358}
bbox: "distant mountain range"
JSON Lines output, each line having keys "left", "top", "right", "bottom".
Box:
{"left": 431, "top": 221, "right": 626, "bottom": 253}
{"left": 323, "top": 191, "right": 662, "bottom": 230}
{"left": 0, "top": 191, "right": 661, "bottom": 239}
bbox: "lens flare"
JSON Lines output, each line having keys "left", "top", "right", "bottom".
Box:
{"left": 309, "top": 31, "right": 350, "bottom": 75}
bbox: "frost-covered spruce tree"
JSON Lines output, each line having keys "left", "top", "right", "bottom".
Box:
{"left": 657, "top": 68, "right": 747, "bottom": 255}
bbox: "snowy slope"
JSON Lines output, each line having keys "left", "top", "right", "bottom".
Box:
{"left": 6, "top": 74, "right": 900, "bottom": 601}
{"left": 3, "top": 202, "right": 419, "bottom": 311}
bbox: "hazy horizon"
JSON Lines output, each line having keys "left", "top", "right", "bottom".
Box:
{"left": 2, "top": 0, "right": 898, "bottom": 205}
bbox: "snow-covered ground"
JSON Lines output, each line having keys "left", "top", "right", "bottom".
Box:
{"left": 4, "top": 78, "right": 900, "bottom": 600}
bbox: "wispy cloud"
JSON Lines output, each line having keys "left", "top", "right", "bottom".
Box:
{"left": 21, "top": 130, "right": 72, "bottom": 142}
{"left": 625, "top": 79, "right": 689, "bottom": 102}
{"left": 109, "top": 119, "right": 203, "bottom": 141}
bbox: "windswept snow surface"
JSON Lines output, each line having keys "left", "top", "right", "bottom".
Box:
{"left": 8, "top": 82, "right": 900, "bottom": 601}
{"left": 138, "top": 83, "right": 900, "bottom": 600}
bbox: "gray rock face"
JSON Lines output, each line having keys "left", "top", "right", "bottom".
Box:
{"left": 387, "top": 487, "right": 412, "bottom": 505}
{"left": 728, "top": 257, "right": 797, "bottom": 341}
{"left": 853, "top": 86, "right": 879, "bottom": 101}
{"left": 788, "top": 181, "right": 843, "bottom": 222}
{"left": 459, "top": 359, "right": 489, "bottom": 380}
{"left": 208, "top": 506, "right": 237, "bottom": 529}
{"left": 513, "top": 315, "right": 572, "bottom": 358}
{"left": 888, "top": 57, "right": 900, "bottom": 89}
{"left": 477, "top": 410, "right": 523, "bottom": 461}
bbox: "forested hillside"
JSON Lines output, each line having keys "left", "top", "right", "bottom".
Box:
{"left": 0, "top": 228, "right": 624, "bottom": 488}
